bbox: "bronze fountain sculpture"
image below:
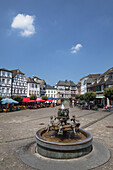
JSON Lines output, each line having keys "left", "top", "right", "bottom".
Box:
{"left": 36, "top": 104, "right": 93, "bottom": 159}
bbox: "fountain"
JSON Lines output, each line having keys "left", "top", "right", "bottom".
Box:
{"left": 36, "top": 104, "right": 93, "bottom": 159}
{"left": 19, "top": 104, "right": 110, "bottom": 170}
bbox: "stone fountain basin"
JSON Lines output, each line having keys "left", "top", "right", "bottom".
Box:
{"left": 36, "top": 128, "right": 93, "bottom": 159}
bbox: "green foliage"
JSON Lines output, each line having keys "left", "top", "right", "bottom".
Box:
{"left": 30, "top": 95, "right": 37, "bottom": 100}
{"left": 79, "top": 94, "right": 85, "bottom": 100}
{"left": 82, "top": 101, "right": 86, "bottom": 104}
{"left": 0, "top": 97, "right": 2, "bottom": 101}
{"left": 13, "top": 95, "right": 23, "bottom": 102}
{"left": 69, "top": 97, "right": 72, "bottom": 100}
{"left": 104, "top": 86, "right": 113, "bottom": 100}
{"left": 84, "top": 91, "right": 96, "bottom": 103}
{"left": 75, "top": 94, "right": 80, "bottom": 99}
{"left": 41, "top": 95, "right": 48, "bottom": 100}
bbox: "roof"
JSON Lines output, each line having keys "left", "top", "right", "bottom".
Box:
{"left": 79, "top": 73, "right": 101, "bottom": 81}
{"left": 0, "top": 68, "right": 12, "bottom": 73}
{"left": 26, "top": 77, "right": 38, "bottom": 84}
{"left": 11, "top": 69, "right": 25, "bottom": 77}
{"left": 88, "top": 68, "right": 113, "bottom": 88}
{"left": 33, "top": 77, "right": 46, "bottom": 89}
{"left": 46, "top": 84, "right": 56, "bottom": 89}
{"left": 99, "top": 67, "right": 113, "bottom": 78}
{"left": 56, "top": 80, "right": 76, "bottom": 87}
{"left": 33, "top": 76, "right": 42, "bottom": 80}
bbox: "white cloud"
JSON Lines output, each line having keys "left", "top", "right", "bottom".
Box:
{"left": 11, "top": 14, "right": 35, "bottom": 37}
{"left": 71, "top": 44, "right": 82, "bottom": 54}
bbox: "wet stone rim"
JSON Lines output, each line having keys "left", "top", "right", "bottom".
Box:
{"left": 35, "top": 128, "right": 93, "bottom": 159}
{"left": 19, "top": 140, "right": 110, "bottom": 170}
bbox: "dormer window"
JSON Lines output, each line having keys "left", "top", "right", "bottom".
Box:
{"left": 104, "top": 75, "right": 108, "bottom": 81}
{"left": 110, "top": 72, "right": 113, "bottom": 80}
{"left": 97, "top": 78, "right": 101, "bottom": 83}
{"left": 97, "top": 79, "right": 99, "bottom": 83}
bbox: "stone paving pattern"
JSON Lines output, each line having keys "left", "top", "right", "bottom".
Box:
{"left": 0, "top": 104, "right": 113, "bottom": 170}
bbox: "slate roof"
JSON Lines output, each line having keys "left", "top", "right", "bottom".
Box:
{"left": 79, "top": 74, "right": 101, "bottom": 81}
{"left": 33, "top": 77, "right": 46, "bottom": 89}
{"left": 88, "top": 67, "right": 113, "bottom": 88}
{"left": 11, "top": 69, "right": 25, "bottom": 77}
{"left": 56, "top": 80, "right": 76, "bottom": 87}
{"left": 33, "top": 76, "right": 42, "bottom": 80}
{"left": 46, "top": 84, "right": 56, "bottom": 89}
{"left": 0, "top": 68, "right": 12, "bottom": 73}
{"left": 26, "top": 77, "right": 38, "bottom": 84}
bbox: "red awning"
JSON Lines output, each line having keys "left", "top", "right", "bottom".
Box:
{"left": 36, "top": 98, "right": 45, "bottom": 102}
{"left": 28, "top": 100, "right": 36, "bottom": 103}
{"left": 71, "top": 98, "right": 76, "bottom": 101}
{"left": 22, "top": 97, "right": 30, "bottom": 102}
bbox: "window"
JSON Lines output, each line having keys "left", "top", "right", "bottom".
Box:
{"left": 7, "top": 88, "right": 9, "bottom": 93}
{"left": 104, "top": 75, "right": 108, "bottom": 81}
{"left": 2, "top": 71, "right": 5, "bottom": 76}
{"left": 48, "top": 90, "right": 50, "bottom": 93}
{"left": 110, "top": 74, "right": 113, "bottom": 80}
{"left": 8, "top": 72, "right": 10, "bottom": 77}
{"left": 35, "top": 84, "right": 37, "bottom": 88}
{"left": 7, "top": 79, "right": 10, "bottom": 84}
{"left": 51, "top": 91, "right": 53, "bottom": 93}
{"left": 17, "top": 74, "right": 19, "bottom": 78}
{"left": 2, "top": 88, "right": 5, "bottom": 93}
{"left": 97, "top": 79, "right": 99, "bottom": 83}
{"left": 2, "top": 79, "right": 5, "bottom": 84}
{"left": 32, "top": 84, "right": 34, "bottom": 88}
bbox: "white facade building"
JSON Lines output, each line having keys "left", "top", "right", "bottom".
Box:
{"left": 11, "top": 69, "right": 27, "bottom": 97}
{"left": 0, "top": 68, "right": 12, "bottom": 97}
{"left": 80, "top": 77, "right": 88, "bottom": 94}
{"left": 33, "top": 76, "right": 46, "bottom": 96}
{"left": 46, "top": 84, "right": 58, "bottom": 98}
{"left": 55, "top": 80, "right": 76, "bottom": 98}
{"left": 27, "top": 77, "right": 40, "bottom": 97}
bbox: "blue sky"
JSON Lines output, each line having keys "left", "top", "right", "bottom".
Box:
{"left": 0, "top": 0, "right": 113, "bottom": 85}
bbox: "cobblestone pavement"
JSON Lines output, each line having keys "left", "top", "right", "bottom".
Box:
{"left": 0, "top": 104, "right": 113, "bottom": 170}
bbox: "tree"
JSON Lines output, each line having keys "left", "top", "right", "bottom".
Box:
{"left": 75, "top": 94, "right": 80, "bottom": 99}
{"left": 84, "top": 91, "right": 96, "bottom": 103}
{"left": 13, "top": 95, "right": 23, "bottom": 102}
{"left": 69, "top": 97, "right": 72, "bottom": 100}
{"left": 79, "top": 94, "right": 85, "bottom": 100}
{"left": 41, "top": 95, "right": 48, "bottom": 100}
{"left": 104, "top": 86, "right": 113, "bottom": 100}
{"left": 0, "top": 97, "right": 2, "bottom": 101}
{"left": 30, "top": 95, "right": 37, "bottom": 100}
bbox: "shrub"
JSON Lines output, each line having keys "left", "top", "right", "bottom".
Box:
{"left": 41, "top": 95, "right": 48, "bottom": 100}
{"left": 30, "top": 95, "right": 37, "bottom": 100}
{"left": 84, "top": 91, "right": 96, "bottom": 103}
{"left": 13, "top": 95, "right": 23, "bottom": 102}
{"left": 104, "top": 86, "right": 113, "bottom": 100}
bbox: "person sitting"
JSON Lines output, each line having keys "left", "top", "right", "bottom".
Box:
{"left": 71, "top": 115, "right": 80, "bottom": 134}
{"left": 47, "top": 116, "right": 55, "bottom": 132}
